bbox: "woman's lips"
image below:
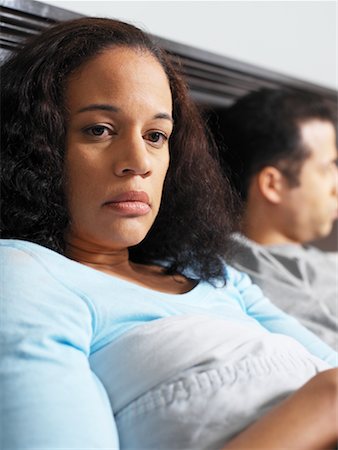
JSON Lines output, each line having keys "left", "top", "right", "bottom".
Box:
{"left": 103, "top": 191, "right": 151, "bottom": 216}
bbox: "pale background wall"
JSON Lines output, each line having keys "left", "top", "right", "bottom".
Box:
{"left": 40, "top": 0, "right": 336, "bottom": 90}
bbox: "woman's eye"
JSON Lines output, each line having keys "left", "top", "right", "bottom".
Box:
{"left": 91, "top": 126, "right": 106, "bottom": 136}
{"left": 145, "top": 131, "right": 168, "bottom": 146}
{"left": 83, "top": 125, "right": 113, "bottom": 138}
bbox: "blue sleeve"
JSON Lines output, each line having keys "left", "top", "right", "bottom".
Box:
{"left": 0, "top": 244, "right": 119, "bottom": 449}
{"left": 227, "top": 265, "right": 338, "bottom": 367}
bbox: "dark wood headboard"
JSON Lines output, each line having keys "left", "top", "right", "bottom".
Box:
{"left": 1, "top": 0, "right": 337, "bottom": 250}
{"left": 1, "top": 0, "right": 336, "bottom": 108}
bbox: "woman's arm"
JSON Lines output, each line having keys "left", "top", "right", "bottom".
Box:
{"left": 222, "top": 368, "right": 338, "bottom": 450}
{"left": 228, "top": 266, "right": 338, "bottom": 367}
{"left": 0, "top": 243, "right": 119, "bottom": 449}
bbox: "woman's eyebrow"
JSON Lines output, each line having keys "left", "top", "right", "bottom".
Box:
{"left": 76, "top": 104, "right": 120, "bottom": 114}
{"left": 154, "top": 113, "right": 174, "bottom": 124}
{"left": 76, "top": 104, "right": 174, "bottom": 124}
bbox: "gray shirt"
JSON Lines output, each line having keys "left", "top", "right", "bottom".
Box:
{"left": 230, "top": 233, "right": 338, "bottom": 350}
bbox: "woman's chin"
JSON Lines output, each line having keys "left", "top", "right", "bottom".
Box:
{"left": 106, "top": 231, "right": 150, "bottom": 250}
{"left": 65, "top": 227, "right": 150, "bottom": 253}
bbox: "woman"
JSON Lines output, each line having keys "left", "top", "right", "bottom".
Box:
{"left": 1, "top": 17, "right": 337, "bottom": 450}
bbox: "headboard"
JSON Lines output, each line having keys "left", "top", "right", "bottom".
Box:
{"left": 2, "top": 0, "right": 336, "bottom": 108}
{"left": 1, "top": 0, "right": 337, "bottom": 250}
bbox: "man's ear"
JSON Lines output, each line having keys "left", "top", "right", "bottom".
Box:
{"left": 256, "top": 166, "right": 284, "bottom": 204}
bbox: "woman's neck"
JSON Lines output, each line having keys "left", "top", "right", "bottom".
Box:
{"left": 65, "top": 239, "right": 130, "bottom": 271}
{"left": 65, "top": 237, "right": 196, "bottom": 295}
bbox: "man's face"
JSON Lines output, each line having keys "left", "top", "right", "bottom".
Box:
{"left": 279, "top": 119, "right": 338, "bottom": 243}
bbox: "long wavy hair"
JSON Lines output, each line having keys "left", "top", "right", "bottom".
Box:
{"left": 1, "top": 17, "right": 237, "bottom": 283}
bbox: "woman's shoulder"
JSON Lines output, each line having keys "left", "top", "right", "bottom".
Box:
{"left": 1, "top": 239, "right": 97, "bottom": 347}
{"left": 0, "top": 239, "right": 88, "bottom": 299}
{"left": 224, "top": 263, "right": 254, "bottom": 289}
{"left": 1, "top": 238, "right": 64, "bottom": 266}
{"left": 0, "top": 238, "right": 89, "bottom": 279}
{"left": 1, "top": 239, "right": 55, "bottom": 278}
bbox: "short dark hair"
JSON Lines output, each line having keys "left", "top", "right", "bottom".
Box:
{"left": 216, "top": 88, "right": 337, "bottom": 201}
{"left": 1, "top": 17, "right": 237, "bottom": 283}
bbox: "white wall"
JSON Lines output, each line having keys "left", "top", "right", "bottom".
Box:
{"left": 41, "top": 0, "right": 336, "bottom": 90}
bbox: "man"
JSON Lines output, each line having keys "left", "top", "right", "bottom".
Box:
{"left": 217, "top": 88, "right": 338, "bottom": 348}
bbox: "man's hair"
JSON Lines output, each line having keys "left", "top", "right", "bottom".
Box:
{"left": 1, "top": 17, "right": 237, "bottom": 283}
{"left": 216, "top": 88, "right": 337, "bottom": 201}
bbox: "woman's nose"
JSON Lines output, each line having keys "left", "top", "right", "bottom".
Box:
{"left": 113, "top": 133, "right": 152, "bottom": 177}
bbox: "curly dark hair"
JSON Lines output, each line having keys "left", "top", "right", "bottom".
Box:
{"left": 1, "top": 17, "right": 237, "bottom": 283}
{"left": 214, "top": 88, "right": 337, "bottom": 201}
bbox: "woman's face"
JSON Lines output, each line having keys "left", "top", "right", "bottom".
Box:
{"left": 64, "top": 47, "right": 173, "bottom": 251}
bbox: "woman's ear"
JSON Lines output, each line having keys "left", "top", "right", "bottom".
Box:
{"left": 256, "top": 166, "right": 284, "bottom": 204}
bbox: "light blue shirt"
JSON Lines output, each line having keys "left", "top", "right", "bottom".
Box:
{"left": 1, "top": 239, "right": 337, "bottom": 449}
